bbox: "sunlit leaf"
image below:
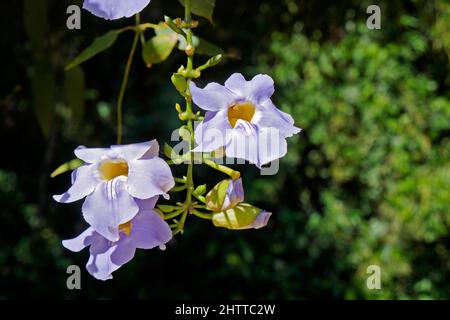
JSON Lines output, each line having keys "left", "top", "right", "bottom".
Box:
{"left": 50, "top": 159, "right": 84, "bottom": 178}
{"left": 142, "top": 34, "right": 178, "bottom": 67}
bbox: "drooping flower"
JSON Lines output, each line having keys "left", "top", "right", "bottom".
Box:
{"left": 53, "top": 140, "right": 175, "bottom": 242}
{"left": 63, "top": 197, "right": 171, "bottom": 281}
{"left": 205, "top": 178, "right": 244, "bottom": 212}
{"left": 212, "top": 203, "right": 272, "bottom": 230}
{"left": 83, "top": 0, "right": 151, "bottom": 20}
{"left": 205, "top": 178, "right": 271, "bottom": 230}
{"left": 190, "top": 73, "right": 301, "bottom": 168}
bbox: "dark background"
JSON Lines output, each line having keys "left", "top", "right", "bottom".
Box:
{"left": 0, "top": 0, "right": 449, "bottom": 299}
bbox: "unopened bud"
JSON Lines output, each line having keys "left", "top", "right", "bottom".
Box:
{"left": 212, "top": 203, "right": 272, "bottom": 230}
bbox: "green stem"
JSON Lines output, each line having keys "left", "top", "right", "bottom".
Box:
{"left": 203, "top": 158, "right": 241, "bottom": 180}
{"left": 191, "top": 209, "right": 213, "bottom": 220}
{"left": 175, "top": 0, "right": 195, "bottom": 234}
{"left": 164, "top": 209, "right": 184, "bottom": 220}
{"left": 116, "top": 14, "right": 141, "bottom": 145}
{"left": 175, "top": 177, "right": 187, "bottom": 183}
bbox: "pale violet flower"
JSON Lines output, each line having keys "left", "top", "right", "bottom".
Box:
{"left": 83, "top": 0, "right": 151, "bottom": 20}
{"left": 191, "top": 73, "right": 301, "bottom": 168}
{"left": 53, "top": 140, "right": 175, "bottom": 242}
{"left": 63, "top": 198, "right": 171, "bottom": 281}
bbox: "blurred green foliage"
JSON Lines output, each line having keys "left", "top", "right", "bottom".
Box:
{"left": 0, "top": 0, "right": 449, "bottom": 299}
{"left": 253, "top": 18, "right": 450, "bottom": 299}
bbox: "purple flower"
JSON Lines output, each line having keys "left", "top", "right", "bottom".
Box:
{"left": 83, "top": 0, "right": 151, "bottom": 20}
{"left": 191, "top": 73, "right": 301, "bottom": 168}
{"left": 53, "top": 140, "right": 175, "bottom": 242}
{"left": 63, "top": 197, "right": 171, "bottom": 281}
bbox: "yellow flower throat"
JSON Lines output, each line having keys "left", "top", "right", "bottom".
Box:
{"left": 99, "top": 160, "right": 129, "bottom": 180}
{"left": 227, "top": 102, "right": 256, "bottom": 128}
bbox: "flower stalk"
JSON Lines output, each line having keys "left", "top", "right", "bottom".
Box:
{"left": 172, "top": 0, "right": 196, "bottom": 235}
{"left": 116, "top": 14, "right": 141, "bottom": 145}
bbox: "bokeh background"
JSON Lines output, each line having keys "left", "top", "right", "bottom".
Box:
{"left": 1, "top": 0, "right": 449, "bottom": 299}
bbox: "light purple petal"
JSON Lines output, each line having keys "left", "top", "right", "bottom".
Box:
{"left": 126, "top": 157, "right": 175, "bottom": 199}
{"left": 62, "top": 227, "right": 96, "bottom": 252}
{"left": 222, "top": 178, "right": 245, "bottom": 210}
{"left": 224, "top": 73, "right": 248, "bottom": 98}
{"left": 190, "top": 82, "right": 235, "bottom": 112}
{"left": 74, "top": 146, "right": 108, "bottom": 163}
{"left": 225, "top": 121, "right": 287, "bottom": 168}
{"left": 83, "top": 0, "right": 151, "bottom": 20}
{"left": 225, "top": 121, "right": 260, "bottom": 165}
{"left": 251, "top": 210, "right": 272, "bottom": 229}
{"left": 110, "top": 140, "right": 159, "bottom": 162}
{"left": 253, "top": 100, "right": 301, "bottom": 138}
{"left": 134, "top": 196, "right": 159, "bottom": 211}
{"left": 53, "top": 164, "right": 98, "bottom": 203}
{"left": 110, "top": 237, "right": 136, "bottom": 266}
{"left": 224, "top": 73, "right": 274, "bottom": 105}
{"left": 82, "top": 177, "right": 139, "bottom": 241}
{"left": 247, "top": 74, "right": 275, "bottom": 105}
{"left": 86, "top": 239, "right": 120, "bottom": 281}
{"left": 130, "top": 210, "right": 172, "bottom": 249}
{"left": 193, "top": 110, "right": 231, "bottom": 152}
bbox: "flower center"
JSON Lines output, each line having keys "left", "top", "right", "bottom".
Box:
{"left": 119, "top": 221, "right": 132, "bottom": 236}
{"left": 227, "top": 102, "right": 256, "bottom": 128}
{"left": 99, "top": 160, "right": 129, "bottom": 180}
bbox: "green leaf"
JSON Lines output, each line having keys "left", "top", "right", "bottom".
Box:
{"left": 171, "top": 73, "right": 187, "bottom": 92}
{"left": 50, "top": 159, "right": 84, "bottom": 178}
{"left": 24, "top": 0, "right": 55, "bottom": 137}
{"left": 32, "top": 62, "right": 55, "bottom": 137}
{"left": 178, "top": 0, "right": 216, "bottom": 23}
{"left": 194, "top": 184, "right": 207, "bottom": 196}
{"left": 157, "top": 205, "right": 177, "bottom": 213}
{"left": 65, "top": 30, "right": 119, "bottom": 71}
{"left": 142, "top": 34, "right": 178, "bottom": 67}
{"left": 63, "top": 66, "right": 85, "bottom": 127}
{"left": 24, "top": 0, "right": 48, "bottom": 60}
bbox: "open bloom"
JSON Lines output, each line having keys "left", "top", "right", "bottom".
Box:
{"left": 191, "top": 73, "right": 301, "bottom": 168}
{"left": 63, "top": 198, "right": 171, "bottom": 280}
{"left": 53, "top": 140, "right": 175, "bottom": 242}
{"left": 83, "top": 0, "right": 151, "bottom": 20}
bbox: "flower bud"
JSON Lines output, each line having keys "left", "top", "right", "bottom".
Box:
{"left": 205, "top": 178, "right": 244, "bottom": 212}
{"left": 212, "top": 203, "right": 272, "bottom": 230}
{"left": 171, "top": 74, "right": 187, "bottom": 93}
{"left": 164, "top": 15, "right": 185, "bottom": 36}
{"left": 185, "top": 44, "right": 195, "bottom": 57}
